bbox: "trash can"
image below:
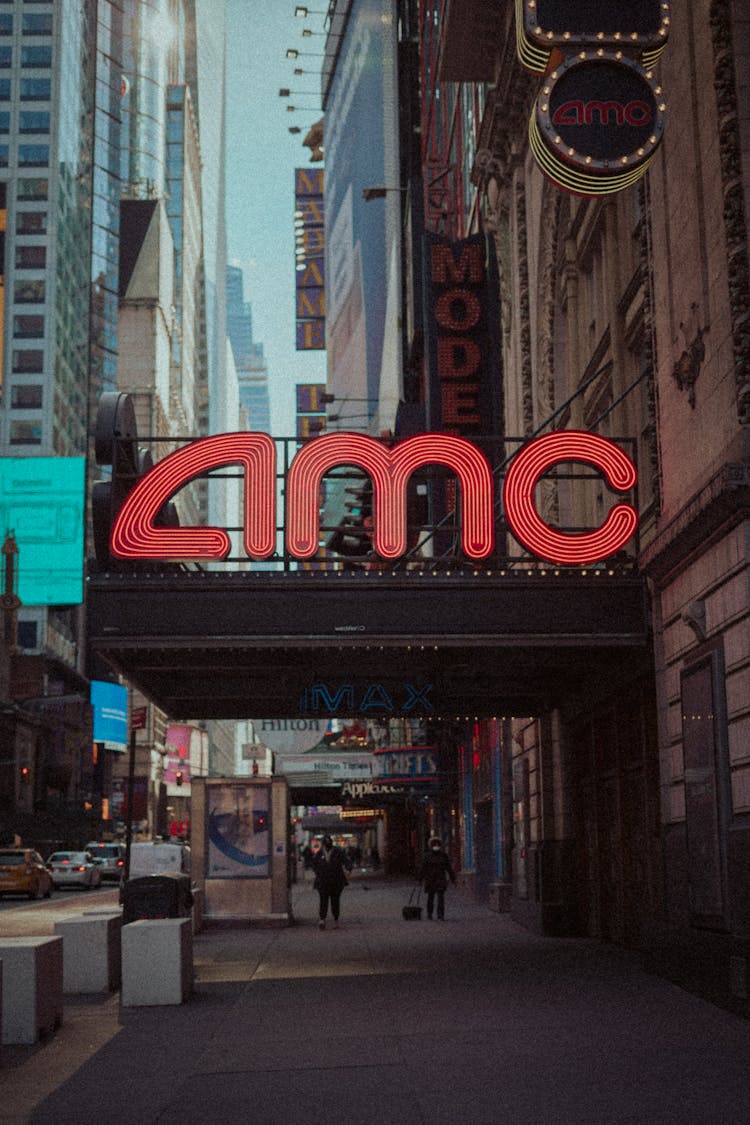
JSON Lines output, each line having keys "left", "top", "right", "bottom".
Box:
{"left": 121, "top": 873, "right": 194, "bottom": 925}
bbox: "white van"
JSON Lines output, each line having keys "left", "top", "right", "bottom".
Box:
{"left": 127, "top": 841, "right": 191, "bottom": 880}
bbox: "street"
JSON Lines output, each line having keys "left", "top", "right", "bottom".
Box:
{"left": 1, "top": 877, "right": 748, "bottom": 1125}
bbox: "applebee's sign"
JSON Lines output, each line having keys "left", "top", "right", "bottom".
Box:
{"left": 108, "top": 429, "right": 637, "bottom": 567}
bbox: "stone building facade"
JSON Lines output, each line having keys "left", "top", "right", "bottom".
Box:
{"left": 417, "top": 0, "right": 750, "bottom": 999}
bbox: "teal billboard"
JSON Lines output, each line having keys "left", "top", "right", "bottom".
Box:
{"left": 0, "top": 457, "right": 86, "bottom": 605}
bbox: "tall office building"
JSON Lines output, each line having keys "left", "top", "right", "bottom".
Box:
{"left": 1, "top": 1, "right": 233, "bottom": 840}
{"left": 0, "top": 1, "right": 95, "bottom": 460}
{"left": 226, "top": 262, "right": 270, "bottom": 432}
{"left": 0, "top": 1, "right": 102, "bottom": 843}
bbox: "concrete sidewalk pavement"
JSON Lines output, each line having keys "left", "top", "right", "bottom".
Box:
{"left": 1, "top": 874, "right": 749, "bottom": 1124}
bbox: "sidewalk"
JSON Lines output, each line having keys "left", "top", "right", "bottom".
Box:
{"left": 1, "top": 874, "right": 749, "bottom": 1124}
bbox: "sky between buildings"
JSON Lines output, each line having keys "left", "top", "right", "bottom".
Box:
{"left": 225, "top": 1, "right": 327, "bottom": 437}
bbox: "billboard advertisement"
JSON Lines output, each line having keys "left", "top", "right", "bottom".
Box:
{"left": 206, "top": 782, "right": 270, "bottom": 878}
{"left": 0, "top": 457, "right": 85, "bottom": 605}
{"left": 324, "top": 0, "right": 401, "bottom": 425}
{"left": 91, "top": 679, "right": 128, "bottom": 751}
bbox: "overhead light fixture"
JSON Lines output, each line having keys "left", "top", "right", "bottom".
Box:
{"left": 362, "top": 186, "right": 406, "bottom": 202}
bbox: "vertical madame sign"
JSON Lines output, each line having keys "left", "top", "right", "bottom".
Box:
{"left": 294, "top": 167, "right": 325, "bottom": 350}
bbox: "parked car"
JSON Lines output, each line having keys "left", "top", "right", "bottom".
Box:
{"left": 0, "top": 848, "right": 54, "bottom": 900}
{"left": 46, "top": 850, "right": 103, "bottom": 890}
{"left": 84, "top": 841, "right": 126, "bottom": 882}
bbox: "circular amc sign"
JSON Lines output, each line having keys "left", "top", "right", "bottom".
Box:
{"left": 530, "top": 53, "right": 666, "bottom": 196}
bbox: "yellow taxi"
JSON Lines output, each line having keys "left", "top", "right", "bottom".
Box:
{"left": 0, "top": 848, "right": 54, "bottom": 900}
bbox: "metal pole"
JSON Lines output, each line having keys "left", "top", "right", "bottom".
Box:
{"left": 124, "top": 723, "right": 136, "bottom": 881}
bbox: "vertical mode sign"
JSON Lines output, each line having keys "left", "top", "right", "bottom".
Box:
{"left": 295, "top": 167, "right": 326, "bottom": 350}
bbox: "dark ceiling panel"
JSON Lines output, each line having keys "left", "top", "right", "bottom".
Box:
{"left": 87, "top": 571, "right": 648, "bottom": 720}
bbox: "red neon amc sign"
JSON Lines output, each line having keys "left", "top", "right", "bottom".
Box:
{"left": 110, "top": 430, "right": 638, "bottom": 566}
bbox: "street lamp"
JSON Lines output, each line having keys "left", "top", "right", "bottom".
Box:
{"left": 295, "top": 5, "right": 328, "bottom": 16}
{"left": 286, "top": 48, "right": 324, "bottom": 58}
{"left": 320, "top": 394, "right": 377, "bottom": 403}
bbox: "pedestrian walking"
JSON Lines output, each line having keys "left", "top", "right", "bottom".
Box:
{"left": 311, "top": 835, "right": 352, "bottom": 929}
{"left": 419, "top": 837, "right": 456, "bottom": 920}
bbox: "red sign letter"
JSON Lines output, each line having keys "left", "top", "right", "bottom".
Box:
{"left": 502, "top": 431, "right": 637, "bottom": 564}
{"left": 111, "top": 433, "right": 276, "bottom": 560}
{"left": 286, "top": 432, "right": 494, "bottom": 560}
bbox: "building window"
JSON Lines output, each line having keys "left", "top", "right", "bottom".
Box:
{"left": 22, "top": 13, "right": 52, "bottom": 35}
{"left": 10, "top": 383, "right": 43, "bottom": 408}
{"left": 0, "top": 142, "right": 7, "bottom": 166}
{"left": 15, "top": 244, "right": 46, "bottom": 268}
{"left": 0, "top": 14, "right": 11, "bottom": 34}
{"left": 19, "top": 110, "right": 49, "bottom": 133}
{"left": 0, "top": 110, "right": 8, "bottom": 133}
{"left": 14, "top": 278, "right": 45, "bottom": 302}
{"left": 9, "top": 419, "right": 43, "bottom": 445}
{"left": 16, "top": 210, "right": 46, "bottom": 234}
{"left": 21, "top": 45, "right": 51, "bottom": 67}
{"left": 18, "top": 143, "right": 48, "bottom": 166}
{"left": 16, "top": 620, "right": 38, "bottom": 649}
{"left": 12, "top": 348, "right": 44, "bottom": 372}
{"left": 20, "top": 77, "right": 50, "bottom": 99}
{"left": 0, "top": 79, "right": 9, "bottom": 99}
{"left": 16, "top": 176, "right": 47, "bottom": 200}
{"left": 0, "top": 46, "right": 11, "bottom": 67}
{"left": 13, "top": 314, "right": 44, "bottom": 338}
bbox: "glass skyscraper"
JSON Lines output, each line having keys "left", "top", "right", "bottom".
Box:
{"left": 227, "top": 261, "right": 270, "bottom": 432}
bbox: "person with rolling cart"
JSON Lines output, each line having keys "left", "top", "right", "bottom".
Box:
{"left": 419, "top": 837, "right": 456, "bottom": 920}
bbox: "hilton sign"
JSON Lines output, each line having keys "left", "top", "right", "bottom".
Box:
{"left": 108, "top": 429, "right": 637, "bottom": 567}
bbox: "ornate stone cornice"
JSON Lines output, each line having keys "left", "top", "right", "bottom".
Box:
{"left": 639, "top": 462, "right": 750, "bottom": 586}
{"left": 710, "top": 0, "right": 750, "bottom": 424}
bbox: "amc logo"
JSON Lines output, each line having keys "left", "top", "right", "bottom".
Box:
{"left": 108, "top": 430, "right": 638, "bottom": 567}
{"left": 552, "top": 100, "right": 653, "bottom": 127}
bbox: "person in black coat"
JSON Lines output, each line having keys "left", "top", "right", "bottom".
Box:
{"left": 311, "top": 835, "right": 351, "bottom": 929}
{"left": 419, "top": 837, "right": 456, "bottom": 920}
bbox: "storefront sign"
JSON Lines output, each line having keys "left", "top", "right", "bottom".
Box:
{"left": 109, "top": 429, "right": 637, "bottom": 567}
{"left": 295, "top": 167, "right": 325, "bottom": 350}
{"left": 299, "top": 682, "right": 434, "bottom": 714}
{"left": 373, "top": 746, "right": 439, "bottom": 783}
{"left": 530, "top": 55, "right": 665, "bottom": 196}
{"left": 425, "top": 234, "right": 501, "bottom": 437}
{"left": 516, "top": 0, "right": 669, "bottom": 194}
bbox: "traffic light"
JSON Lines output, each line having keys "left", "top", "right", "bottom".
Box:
{"left": 327, "top": 478, "right": 373, "bottom": 557}
{"left": 252, "top": 810, "right": 268, "bottom": 833}
{"left": 175, "top": 770, "right": 184, "bottom": 787}
{"left": 20, "top": 765, "right": 31, "bottom": 784}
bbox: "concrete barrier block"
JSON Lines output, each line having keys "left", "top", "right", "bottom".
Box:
{"left": 54, "top": 914, "right": 122, "bottom": 993}
{"left": 121, "top": 919, "right": 193, "bottom": 1007}
{"left": 0, "top": 937, "right": 63, "bottom": 1045}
